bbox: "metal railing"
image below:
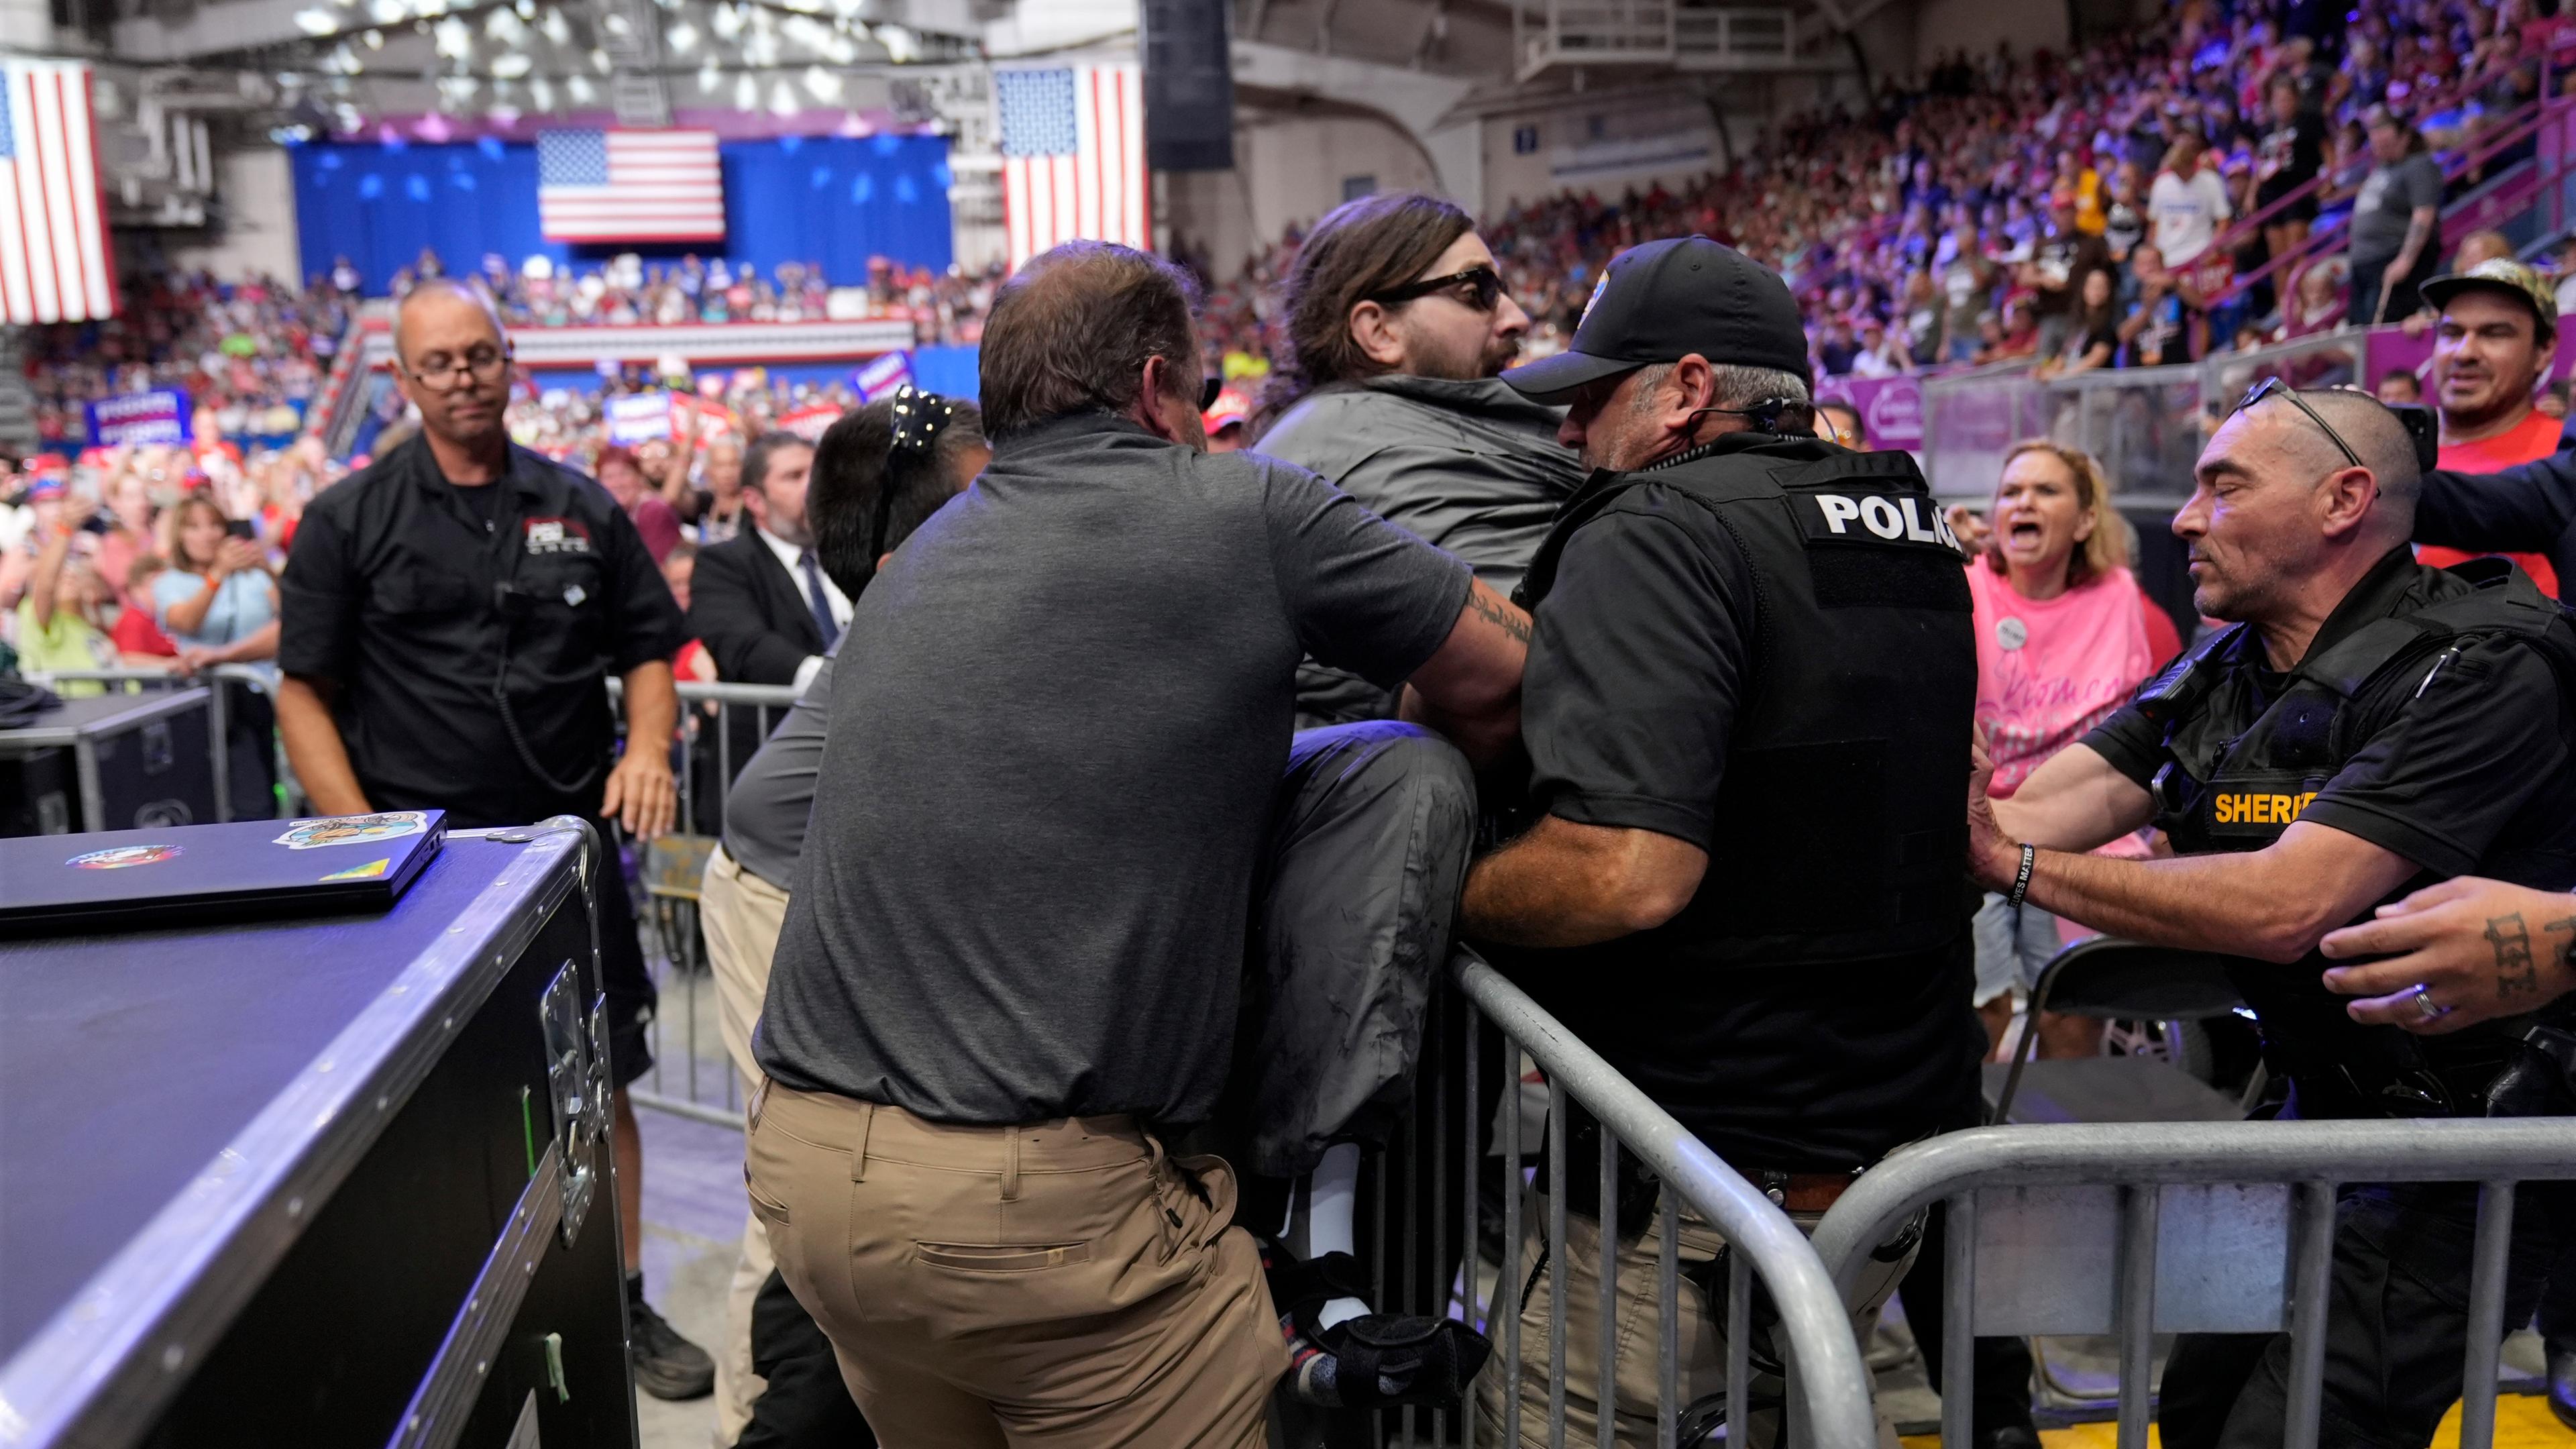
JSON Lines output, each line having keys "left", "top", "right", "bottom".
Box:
{"left": 21, "top": 663, "right": 288, "bottom": 824}
{"left": 1921, "top": 361, "right": 2202, "bottom": 502}
{"left": 608, "top": 677, "right": 803, "bottom": 1129}
{"left": 1920, "top": 328, "right": 2376, "bottom": 502}
{"left": 1345, "top": 950, "right": 1878, "bottom": 1449}
{"left": 2208, "top": 95, "right": 2576, "bottom": 314}
{"left": 1807, "top": 1119, "right": 2576, "bottom": 1449}
{"left": 2198, "top": 328, "right": 2370, "bottom": 407}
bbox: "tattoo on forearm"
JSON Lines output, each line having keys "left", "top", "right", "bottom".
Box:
{"left": 2486, "top": 912, "right": 2540, "bottom": 999}
{"left": 1469, "top": 589, "right": 1532, "bottom": 646}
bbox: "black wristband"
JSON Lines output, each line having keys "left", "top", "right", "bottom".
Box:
{"left": 2004, "top": 843, "right": 2037, "bottom": 909}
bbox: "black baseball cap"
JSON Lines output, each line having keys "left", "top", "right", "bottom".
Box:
{"left": 1501, "top": 235, "right": 1811, "bottom": 403}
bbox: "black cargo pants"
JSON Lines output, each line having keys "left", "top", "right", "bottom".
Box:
{"left": 2159, "top": 1177, "right": 2576, "bottom": 1449}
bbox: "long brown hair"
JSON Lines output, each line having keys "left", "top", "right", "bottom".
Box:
{"left": 1252, "top": 192, "right": 1472, "bottom": 437}
{"left": 1986, "top": 439, "right": 2127, "bottom": 590}
{"left": 164, "top": 494, "right": 233, "bottom": 573}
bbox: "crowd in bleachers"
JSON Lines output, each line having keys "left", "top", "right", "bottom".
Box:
{"left": 23, "top": 268, "right": 358, "bottom": 456}
{"left": 1185, "top": 0, "right": 2573, "bottom": 387}
{"left": 20, "top": 250, "right": 1004, "bottom": 460}
{"left": 389, "top": 246, "right": 1001, "bottom": 342}
{"left": 20, "top": 0, "right": 2576, "bottom": 486}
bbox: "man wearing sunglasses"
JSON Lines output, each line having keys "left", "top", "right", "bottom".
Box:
{"left": 1255, "top": 192, "right": 1584, "bottom": 729}
{"left": 1970, "top": 380, "right": 2576, "bottom": 1448}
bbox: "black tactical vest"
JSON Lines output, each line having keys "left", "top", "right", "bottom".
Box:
{"left": 2127, "top": 556, "right": 2576, "bottom": 1116}
{"left": 1516, "top": 433, "right": 1978, "bottom": 970}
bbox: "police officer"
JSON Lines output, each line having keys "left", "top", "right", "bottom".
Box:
{"left": 1976, "top": 382, "right": 2576, "bottom": 1447}
{"left": 275, "top": 279, "right": 716, "bottom": 1399}
{"left": 1463, "top": 236, "right": 1986, "bottom": 1448}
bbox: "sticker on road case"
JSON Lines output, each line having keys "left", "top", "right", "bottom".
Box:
{"left": 1792, "top": 490, "right": 1964, "bottom": 553}
{"left": 68, "top": 843, "right": 182, "bottom": 869}
{"left": 319, "top": 857, "right": 391, "bottom": 881}
{"left": 274, "top": 810, "right": 429, "bottom": 851}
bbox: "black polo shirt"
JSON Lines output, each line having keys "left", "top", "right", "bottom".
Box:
{"left": 2082, "top": 548, "right": 2576, "bottom": 1094}
{"left": 280, "top": 435, "right": 686, "bottom": 828}
{"left": 2083, "top": 549, "right": 2576, "bottom": 885}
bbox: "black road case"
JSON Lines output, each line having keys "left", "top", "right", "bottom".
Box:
{"left": 0, "top": 689, "right": 219, "bottom": 837}
{"left": 0, "top": 817, "right": 639, "bottom": 1449}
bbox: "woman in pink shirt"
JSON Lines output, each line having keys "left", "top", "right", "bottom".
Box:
{"left": 1966, "top": 440, "right": 2163, "bottom": 1060}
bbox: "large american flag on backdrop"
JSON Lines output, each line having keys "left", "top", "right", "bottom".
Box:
{"left": 0, "top": 60, "right": 116, "bottom": 325}
{"left": 537, "top": 129, "right": 724, "bottom": 243}
{"left": 996, "top": 66, "right": 1146, "bottom": 272}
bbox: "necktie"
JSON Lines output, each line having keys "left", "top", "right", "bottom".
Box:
{"left": 798, "top": 548, "right": 840, "bottom": 649}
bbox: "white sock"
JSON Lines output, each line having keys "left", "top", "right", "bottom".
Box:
{"left": 1309, "top": 1143, "right": 1368, "bottom": 1329}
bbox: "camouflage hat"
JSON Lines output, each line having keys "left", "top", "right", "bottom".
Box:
{"left": 2421, "top": 258, "right": 2559, "bottom": 340}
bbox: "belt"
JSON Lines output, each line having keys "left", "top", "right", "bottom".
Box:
{"left": 1750, "top": 1169, "right": 1860, "bottom": 1214}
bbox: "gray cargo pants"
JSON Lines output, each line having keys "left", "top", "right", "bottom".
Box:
{"left": 1234, "top": 720, "right": 1477, "bottom": 1179}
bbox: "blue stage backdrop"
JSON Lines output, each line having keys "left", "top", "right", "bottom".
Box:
{"left": 292, "top": 133, "right": 953, "bottom": 293}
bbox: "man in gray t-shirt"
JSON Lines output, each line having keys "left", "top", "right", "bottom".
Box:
{"left": 743, "top": 242, "right": 1527, "bottom": 1448}
{"left": 2349, "top": 108, "right": 2446, "bottom": 325}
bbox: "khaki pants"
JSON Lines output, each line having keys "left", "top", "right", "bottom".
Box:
{"left": 745, "top": 1081, "right": 1291, "bottom": 1448}
{"left": 1476, "top": 1185, "right": 1913, "bottom": 1449}
{"left": 698, "top": 845, "right": 792, "bottom": 1444}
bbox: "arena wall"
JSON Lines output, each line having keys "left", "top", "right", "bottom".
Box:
{"left": 1913, "top": 0, "right": 2072, "bottom": 72}
{"left": 1479, "top": 99, "right": 1723, "bottom": 215}
{"left": 1167, "top": 109, "right": 1446, "bottom": 268}
{"left": 170, "top": 148, "right": 303, "bottom": 286}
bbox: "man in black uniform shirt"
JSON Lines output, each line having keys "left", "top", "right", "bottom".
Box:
{"left": 1464, "top": 235, "right": 1986, "bottom": 1446}
{"left": 276, "top": 279, "right": 716, "bottom": 1399}
{"left": 1975, "top": 382, "right": 2576, "bottom": 1448}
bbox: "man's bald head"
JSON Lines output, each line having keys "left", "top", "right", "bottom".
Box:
{"left": 2179, "top": 386, "right": 2426, "bottom": 643}
{"left": 2296, "top": 388, "right": 2420, "bottom": 540}
{"left": 392, "top": 277, "right": 513, "bottom": 452}
{"left": 393, "top": 276, "right": 506, "bottom": 361}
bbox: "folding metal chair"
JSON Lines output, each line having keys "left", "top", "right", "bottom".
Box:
{"left": 1986, "top": 936, "right": 2250, "bottom": 1126}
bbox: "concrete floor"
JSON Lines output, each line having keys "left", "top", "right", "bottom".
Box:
{"left": 631, "top": 1103, "right": 743, "bottom": 1449}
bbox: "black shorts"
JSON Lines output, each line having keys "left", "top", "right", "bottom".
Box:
{"left": 588, "top": 824, "right": 657, "bottom": 1089}
{"left": 2255, "top": 178, "right": 2318, "bottom": 224}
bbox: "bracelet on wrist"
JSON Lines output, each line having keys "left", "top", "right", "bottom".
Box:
{"left": 2004, "top": 843, "right": 2037, "bottom": 910}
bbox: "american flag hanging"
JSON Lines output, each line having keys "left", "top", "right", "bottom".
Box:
{"left": 996, "top": 65, "right": 1147, "bottom": 272}
{"left": 0, "top": 60, "right": 117, "bottom": 325}
{"left": 537, "top": 129, "right": 725, "bottom": 243}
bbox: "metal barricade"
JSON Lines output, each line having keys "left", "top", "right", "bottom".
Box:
{"left": 2033, "top": 364, "right": 2204, "bottom": 503}
{"left": 22, "top": 663, "right": 286, "bottom": 823}
{"left": 1920, "top": 362, "right": 2045, "bottom": 498}
{"left": 1806, "top": 1120, "right": 2576, "bottom": 1449}
{"left": 1923, "top": 331, "right": 2378, "bottom": 504}
{"left": 608, "top": 676, "right": 802, "bottom": 1129}
{"left": 1352, "top": 951, "right": 1876, "bottom": 1449}
{"left": 2198, "top": 330, "right": 2372, "bottom": 412}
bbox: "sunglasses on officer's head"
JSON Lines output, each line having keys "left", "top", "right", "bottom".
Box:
{"left": 1368, "top": 265, "right": 1507, "bottom": 314}
{"left": 2231, "top": 377, "right": 2439, "bottom": 473}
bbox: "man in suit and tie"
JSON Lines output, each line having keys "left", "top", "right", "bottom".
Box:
{"left": 689, "top": 429, "right": 849, "bottom": 690}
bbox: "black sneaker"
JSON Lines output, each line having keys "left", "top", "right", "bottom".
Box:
{"left": 628, "top": 1291, "right": 715, "bottom": 1400}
